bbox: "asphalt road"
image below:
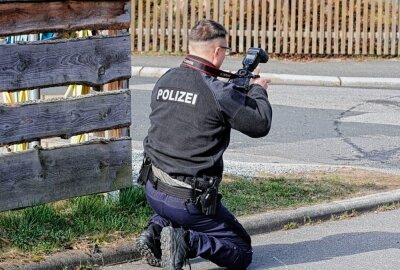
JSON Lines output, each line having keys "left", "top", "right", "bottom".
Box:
{"left": 102, "top": 208, "right": 400, "bottom": 270}
{"left": 130, "top": 77, "right": 400, "bottom": 175}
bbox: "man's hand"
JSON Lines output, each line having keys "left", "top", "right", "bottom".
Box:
{"left": 251, "top": 67, "right": 271, "bottom": 90}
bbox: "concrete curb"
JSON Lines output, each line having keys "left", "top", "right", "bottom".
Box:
{"left": 240, "top": 189, "right": 400, "bottom": 235}
{"left": 6, "top": 242, "right": 141, "bottom": 270}
{"left": 131, "top": 66, "right": 400, "bottom": 89}
{"left": 7, "top": 189, "right": 400, "bottom": 269}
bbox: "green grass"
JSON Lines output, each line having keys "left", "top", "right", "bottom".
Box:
{"left": 220, "top": 176, "right": 360, "bottom": 216}
{"left": 0, "top": 186, "right": 152, "bottom": 256}
{"left": 0, "top": 175, "right": 380, "bottom": 259}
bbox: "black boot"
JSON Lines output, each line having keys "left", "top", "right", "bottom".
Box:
{"left": 160, "top": 226, "right": 190, "bottom": 270}
{"left": 136, "top": 223, "right": 162, "bottom": 267}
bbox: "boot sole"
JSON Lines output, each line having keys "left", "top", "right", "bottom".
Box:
{"left": 136, "top": 239, "right": 162, "bottom": 267}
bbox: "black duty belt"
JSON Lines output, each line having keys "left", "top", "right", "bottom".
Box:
{"left": 148, "top": 171, "right": 198, "bottom": 200}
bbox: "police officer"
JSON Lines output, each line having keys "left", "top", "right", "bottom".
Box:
{"left": 136, "top": 19, "right": 272, "bottom": 270}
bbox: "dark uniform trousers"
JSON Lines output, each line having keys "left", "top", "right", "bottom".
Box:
{"left": 145, "top": 179, "right": 253, "bottom": 270}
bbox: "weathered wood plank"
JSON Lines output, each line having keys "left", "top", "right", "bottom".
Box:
{"left": 239, "top": 0, "right": 245, "bottom": 52}
{"left": 175, "top": 0, "right": 181, "bottom": 52}
{"left": 318, "top": 0, "right": 325, "bottom": 54}
{"left": 0, "top": 90, "right": 131, "bottom": 146}
{"left": 0, "top": 138, "right": 132, "bottom": 212}
{"left": 290, "top": 0, "right": 296, "bottom": 54}
{"left": 167, "top": 0, "right": 173, "bottom": 52}
{"left": 152, "top": 0, "right": 159, "bottom": 52}
{"left": 0, "top": 1, "right": 130, "bottom": 36}
{"left": 254, "top": 0, "right": 259, "bottom": 48}
{"left": 182, "top": 0, "right": 188, "bottom": 52}
{"left": 377, "top": 0, "right": 383, "bottom": 55}
{"left": 0, "top": 35, "right": 131, "bottom": 92}
{"left": 348, "top": 0, "right": 354, "bottom": 54}
{"left": 297, "top": 0, "right": 303, "bottom": 54}
{"left": 304, "top": 0, "right": 311, "bottom": 54}
{"left": 261, "top": 0, "right": 266, "bottom": 50}
{"left": 246, "top": 0, "right": 252, "bottom": 50}
{"left": 369, "top": 0, "right": 376, "bottom": 55}
{"left": 159, "top": 0, "right": 166, "bottom": 52}
{"left": 326, "top": 0, "right": 333, "bottom": 54}
{"left": 232, "top": 0, "right": 238, "bottom": 52}
{"left": 268, "top": 0, "right": 274, "bottom": 53}
{"left": 275, "top": 0, "right": 282, "bottom": 53}
{"left": 362, "top": 0, "right": 369, "bottom": 54}
{"left": 355, "top": 0, "right": 361, "bottom": 54}
{"left": 282, "top": 0, "right": 289, "bottom": 53}
{"left": 144, "top": 0, "right": 151, "bottom": 51}
{"left": 137, "top": 0, "right": 143, "bottom": 51}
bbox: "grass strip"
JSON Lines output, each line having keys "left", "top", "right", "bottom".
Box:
{"left": 0, "top": 174, "right": 382, "bottom": 261}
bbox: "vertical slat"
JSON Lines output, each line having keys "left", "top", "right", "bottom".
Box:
{"left": 254, "top": 0, "right": 260, "bottom": 48}
{"left": 182, "top": 0, "right": 188, "bottom": 52}
{"left": 377, "top": 0, "right": 383, "bottom": 55}
{"left": 297, "top": 0, "right": 304, "bottom": 54}
{"left": 348, "top": 0, "right": 354, "bottom": 54}
{"left": 275, "top": 0, "right": 282, "bottom": 53}
{"left": 206, "top": 0, "right": 211, "bottom": 19}
{"left": 369, "top": 0, "right": 376, "bottom": 54}
{"left": 390, "top": 0, "right": 398, "bottom": 55}
{"left": 199, "top": 0, "right": 204, "bottom": 19}
{"left": 175, "top": 0, "right": 181, "bottom": 53}
{"left": 145, "top": 0, "right": 151, "bottom": 51}
{"left": 269, "top": 0, "right": 275, "bottom": 54}
{"left": 282, "top": 0, "right": 289, "bottom": 53}
{"left": 247, "top": 0, "right": 253, "bottom": 50}
{"left": 334, "top": 0, "right": 340, "bottom": 54}
{"left": 239, "top": 0, "right": 245, "bottom": 52}
{"left": 168, "top": 0, "right": 173, "bottom": 52}
{"left": 213, "top": 0, "right": 219, "bottom": 21}
{"left": 232, "top": 0, "right": 238, "bottom": 52}
{"left": 355, "top": 0, "right": 362, "bottom": 54}
{"left": 290, "top": 0, "right": 296, "bottom": 54}
{"left": 138, "top": 0, "right": 143, "bottom": 51}
{"left": 160, "top": 0, "right": 166, "bottom": 52}
{"left": 131, "top": 0, "right": 136, "bottom": 53}
{"left": 362, "top": 0, "right": 369, "bottom": 54}
{"left": 190, "top": 0, "right": 196, "bottom": 28}
{"left": 327, "top": 0, "right": 333, "bottom": 54}
{"left": 319, "top": 0, "right": 325, "bottom": 54}
{"left": 261, "top": 0, "right": 267, "bottom": 50}
{"left": 311, "top": 0, "right": 318, "bottom": 54}
{"left": 341, "top": 0, "right": 347, "bottom": 54}
{"left": 304, "top": 0, "right": 311, "bottom": 54}
{"left": 398, "top": 0, "right": 400, "bottom": 55}
{"left": 383, "top": 0, "right": 390, "bottom": 55}
{"left": 224, "top": 0, "right": 230, "bottom": 47}
{"left": 152, "top": 0, "right": 159, "bottom": 52}
{"left": 219, "top": 0, "right": 225, "bottom": 24}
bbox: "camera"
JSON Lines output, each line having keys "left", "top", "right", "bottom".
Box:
{"left": 231, "top": 48, "right": 269, "bottom": 92}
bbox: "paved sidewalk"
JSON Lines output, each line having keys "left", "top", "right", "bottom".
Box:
{"left": 132, "top": 55, "right": 400, "bottom": 89}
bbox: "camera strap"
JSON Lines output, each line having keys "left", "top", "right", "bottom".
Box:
{"left": 181, "top": 55, "right": 240, "bottom": 79}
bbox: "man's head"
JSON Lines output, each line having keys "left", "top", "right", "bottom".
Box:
{"left": 189, "top": 19, "right": 229, "bottom": 68}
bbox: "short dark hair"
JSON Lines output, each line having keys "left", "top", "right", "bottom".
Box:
{"left": 189, "top": 19, "right": 227, "bottom": 42}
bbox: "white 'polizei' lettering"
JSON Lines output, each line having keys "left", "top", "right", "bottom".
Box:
{"left": 156, "top": 88, "right": 198, "bottom": 105}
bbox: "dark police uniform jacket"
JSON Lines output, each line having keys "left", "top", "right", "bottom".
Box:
{"left": 143, "top": 56, "right": 272, "bottom": 181}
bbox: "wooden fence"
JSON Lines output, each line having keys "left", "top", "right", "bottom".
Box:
{"left": 0, "top": 0, "right": 132, "bottom": 212}
{"left": 131, "top": 0, "right": 400, "bottom": 56}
